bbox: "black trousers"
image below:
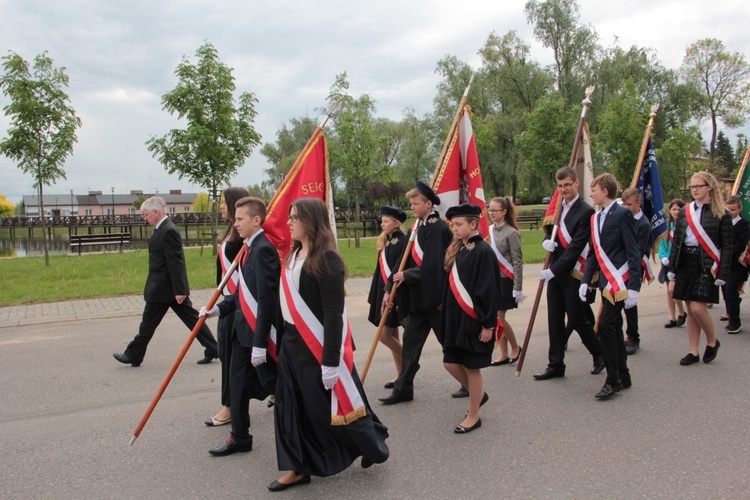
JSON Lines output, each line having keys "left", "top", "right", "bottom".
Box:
{"left": 393, "top": 309, "right": 443, "bottom": 396}
{"left": 547, "top": 277, "right": 601, "bottom": 371}
{"left": 124, "top": 297, "right": 217, "bottom": 362}
{"left": 721, "top": 266, "right": 746, "bottom": 323}
{"left": 216, "top": 302, "right": 234, "bottom": 407}
{"left": 598, "top": 298, "right": 630, "bottom": 386}
{"left": 623, "top": 305, "right": 639, "bottom": 343}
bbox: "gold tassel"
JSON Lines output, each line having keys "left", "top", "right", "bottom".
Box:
{"left": 330, "top": 405, "right": 367, "bottom": 426}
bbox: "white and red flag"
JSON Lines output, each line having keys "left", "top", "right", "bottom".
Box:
{"left": 431, "top": 104, "right": 490, "bottom": 237}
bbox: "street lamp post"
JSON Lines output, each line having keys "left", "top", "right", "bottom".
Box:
{"left": 111, "top": 187, "right": 115, "bottom": 228}
{"left": 70, "top": 189, "right": 74, "bottom": 218}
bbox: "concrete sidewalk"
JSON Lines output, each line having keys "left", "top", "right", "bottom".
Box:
{"left": 0, "top": 268, "right": 387, "bottom": 329}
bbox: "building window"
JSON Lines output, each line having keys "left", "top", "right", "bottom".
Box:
{"left": 169, "top": 206, "right": 175, "bottom": 213}
{"left": 184, "top": 206, "right": 190, "bottom": 212}
{"left": 85, "top": 209, "right": 92, "bottom": 216}
{"left": 106, "top": 208, "right": 114, "bottom": 215}
{"left": 128, "top": 208, "right": 136, "bottom": 215}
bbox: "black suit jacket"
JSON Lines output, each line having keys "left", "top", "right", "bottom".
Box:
{"left": 634, "top": 213, "right": 652, "bottom": 258}
{"left": 730, "top": 217, "right": 750, "bottom": 269}
{"left": 582, "top": 202, "right": 642, "bottom": 293}
{"left": 144, "top": 218, "right": 190, "bottom": 303}
{"left": 217, "top": 232, "right": 280, "bottom": 349}
{"left": 546, "top": 197, "right": 595, "bottom": 283}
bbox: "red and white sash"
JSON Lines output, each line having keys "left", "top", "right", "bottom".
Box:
{"left": 280, "top": 251, "right": 366, "bottom": 425}
{"left": 685, "top": 202, "right": 720, "bottom": 277}
{"left": 557, "top": 217, "right": 588, "bottom": 277}
{"left": 448, "top": 263, "right": 478, "bottom": 319}
{"left": 739, "top": 244, "right": 750, "bottom": 267}
{"left": 489, "top": 226, "right": 514, "bottom": 280}
{"left": 378, "top": 248, "right": 391, "bottom": 284}
{"left": 220, "top": 241, "right": 240, "bottom": 295}
{"left": 410, "top": 220, "right": 423, "bottom": 266}
{"left": 237, "top": 257, "right": 278, "bottom": 362}
{"left": 590, "top": 213, "right": 629, "bottom": 303}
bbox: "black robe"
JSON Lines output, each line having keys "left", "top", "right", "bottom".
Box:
{"left": 367, "top": 230, "right": 407, "bottom": 327}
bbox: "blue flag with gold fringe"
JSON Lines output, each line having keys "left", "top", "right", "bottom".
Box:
{"left": 635, "top": 137, "right": 667, "bottom": 256}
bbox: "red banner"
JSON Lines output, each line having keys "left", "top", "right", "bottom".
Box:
{"left": 264, "top": 130, "right": 329, "bottom": 258}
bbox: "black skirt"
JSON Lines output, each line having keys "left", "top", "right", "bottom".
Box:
{"left": 273, "top": 324, "right": 389, "bottom": 477}
{"left": 673, "top": 246, "right": 720, "bottom": 303}
{"left": 497, "top": 277, "right": 518, "bottom": 311}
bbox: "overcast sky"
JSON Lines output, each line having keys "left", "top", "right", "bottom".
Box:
{"left": 1, "top": 0, "right": 748, "bottom": 204}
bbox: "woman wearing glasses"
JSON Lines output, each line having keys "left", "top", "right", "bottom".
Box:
{"left": 486, "top": 197, "right": 524, "bottom": 366}
{"left": 667, "top": 172, "right": 732, "bottom": 365}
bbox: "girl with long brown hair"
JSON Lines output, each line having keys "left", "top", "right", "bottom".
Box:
{"left": 659, "top": 198, "right": 686, "bottom": 328}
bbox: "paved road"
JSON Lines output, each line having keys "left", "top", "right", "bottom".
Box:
{"left": 2, "top": 264, "right": 749, "bottom": 498}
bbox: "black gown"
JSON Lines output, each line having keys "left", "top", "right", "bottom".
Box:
{"left": 441, "top": 234, "right": 501, "bottom": 369}
{"left": 274, "top": 250, "right": 389, "bottom": 477}
{"left": 367, "top": 230, "right": 407, "bottom": 327}
{"left": 216, "top": 239, "right": 243, "bottom": 408}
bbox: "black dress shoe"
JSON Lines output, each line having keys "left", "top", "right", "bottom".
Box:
{"left": 680, "top": 353, "right": 700, "bottom": 365}
{"left": 676, "top": 313, "right": 687, "bottom": 326}
{"left": 591, "top": 356, "right": 605, "bottom": 374}
{"left": 533, "top": 367, "right": 565, "bottom": 380}
{"left": 197, "top": 354, "right": 218, "bottom": 365}
{"left": 703, "top": 339, "right": 720, "bottom": 363}
{"left": 209, "top": 436, "right": 253, "bottom": 456}
{"left": 508, "top": 347, "right": 523, "bottom": 365}
{"left": 454, "top": 418, "right": 482, "bottom": 434}
{"left": 361, "top": 457, "right": 374, "bottom": 469}
{"left": 268, "top": 475, "right": 311, "bottom": 492}
{"left": 378, "top": 391, "right": 414, "bottom": 405}
{"left": 664, "top": 319, "right": 678, "bottom": 328}
{"left": 451, "top": 386, "right": 470, "bottom": 398}
{"left": 113, "top": 352, "right": 141, "bottom": 367}
{"left": 490, "top": 357, "right": 510, "bottom": 366}
{"left": 595, "top": 382, "right": 623, "bottom": 399}
{"left": 383, "top": 381, "right": 395, "bottom": 389}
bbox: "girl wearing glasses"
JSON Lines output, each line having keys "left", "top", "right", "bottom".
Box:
{"left": 658, "top": 199, "right": 687, "bottom": 329}
{"left": 486, "top": 197, "right": 524, "bottom": 366}
{"left": 667, "top": 172, "right": 732, "bottom": 365}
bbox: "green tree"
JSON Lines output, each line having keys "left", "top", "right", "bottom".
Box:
{"left": 260, "top": 116, "right": 318, "bottom": 188}
{"left": 0, "top": 51, "right": 81, "bottom": 266}
{"left": 192, "top": 192, "right": 212, "bottom": 212}
{"left": 735, "top": 133, "right": 748, "bottom": 167}
{"left": 131, "top": 193, "right": 147, "bottom": 210}
{"left": 595, "top": 79, "right": 647, "bottom": 185}
{"left": 15, "top": 200, "right": 24, "bottom": 216}
{"left": 657, "top": 126, "right": 703, "bottom": 199}
{"left": 516, "top": 93, "right": 577, "bottom": 199}
{"left": 680, "top": 38, "right": 750, "bottom": 160}
{"left": 395, "top": 108, "right": 436, "bottom": 186}
{"left": 0, "top": 193, "right": 14, "bottom": 217}
{"left": 524, "top": 0, "right": 598, "bottom": 104}
{"left": 326, "top": 72, "right": 380, "bottom": 248}
{"left": 146, "top": 41, "right": 261, "bottom": 255}
{"left": 714, "top": 130, "right": 736, "bottom": 178}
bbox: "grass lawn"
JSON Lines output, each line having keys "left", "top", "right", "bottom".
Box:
{"left": 0, "top": 229, "right": 546, "bottom": 306}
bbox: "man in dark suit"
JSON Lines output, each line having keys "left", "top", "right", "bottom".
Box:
{"left": 201, "top": 197, "right": 279, "bottom": 456}
{"left": 722, "top": 195, "right": 749, "bottom": 334}
{"left": 113, "top": 196, "right": 217, "bottom": 367}
{"left": 581, "top": 174, "right": 642, "bottom": 399}
{"left": 535, "top": 167, "right": 604, "bottom": 381}
{"left": 379, "top": 181, "right": 453, "bottom": 405}
{"left": 620, "top": 187, "right": 653, "bottom": 354}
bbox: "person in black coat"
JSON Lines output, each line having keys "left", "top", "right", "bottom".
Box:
{"left": 720, "top": 195, "right": 749, "bottom": 334}
{"left": 442, "top": 204, "right": 500, "bottom": 434}
{"left": 668, "top": 171, "right": 732, "bottom": 365}
{"left": 204, "top": 187, "right": 248, "bottom": 428}
{"left": 113, "top": 196, "right": 217, "bottom": 367}
{"left": 379, "top": 181, "right": 454, "bottom": 405}
{"left": 269, "top": 198, "right": 388, "bottom": 492}
{"left": 535, "top": 167, "right": 604, "bottom": 381}
{"left": 201, "top": 197, "right": 279, "bottom": 456}
{"left": 620, "top": 187, "right": 653, "bottom": 355}
{"left": 367, "top": 206, "right": 408, "bottom": 388}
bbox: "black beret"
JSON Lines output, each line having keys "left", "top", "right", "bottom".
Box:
{"left": 380, "top": 205, "right": 407, "bottom": 223}
{"left": 415, "top": 180, "right": 441, "bottom": 206}
{"left": 445, "top": 203, "right": 482, "bottom": 220}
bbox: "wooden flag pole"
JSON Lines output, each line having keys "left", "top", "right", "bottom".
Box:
{"left": 630, "top": 104, "right": 660, "bottom": 188}
{"left": 515, "top": 85, "right": 595, "bottom": 377}
{"left": 731, "top": 146, "right": 750, "bottom": 195}
{"left": 361, "top": 76, "right": 474, "bottom": 382}
{"left": 130, "top": 246, "right": 246, "bottom": 446}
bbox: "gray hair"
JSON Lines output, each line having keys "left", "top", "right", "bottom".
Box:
{"left": 140, "top": 196, "right": 166, "bottom": 213}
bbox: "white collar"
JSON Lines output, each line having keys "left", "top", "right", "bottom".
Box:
{"left": 562, "top": 195, "right": 579, "bottom": 208}
{"left": 155, "top": 216, "right": 168, "bottom": 229}
{"left": 634, "top": 211, "right": 643, "bottom": 220}
{"left": 244, "top": 228, "right": 265, "bottom": 248}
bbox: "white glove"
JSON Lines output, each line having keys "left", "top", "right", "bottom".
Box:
{"left": 542, "top": 240, "right": 558, "bottom": 252}
{"left": 513, "top": 290, "right": 525, "bottom": 304}
{"left": 251, "top": 347, "right": 267, "bottom": 367}
{"left": 624, "top": 290, "right": 639, "bottom": 309}
{"left": 661, "top": 257, "right": 669, "bottom": 266}
{"left": 578, "top": 283, "right": 589, "bottom": 302}
{"left": 667, "top": 272, "right": 675, "bottom": 281}
{"left": 714, "top": 279, "right": 726, "bottom": 287}
{"left": 199, "top": 305, "right": 219, "bottom": 318}
{"left": 539, "top": 269, "right": 554, "bottom": 282}
{"left": 321, "top": 365, "right": 339, "bottom": 390}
